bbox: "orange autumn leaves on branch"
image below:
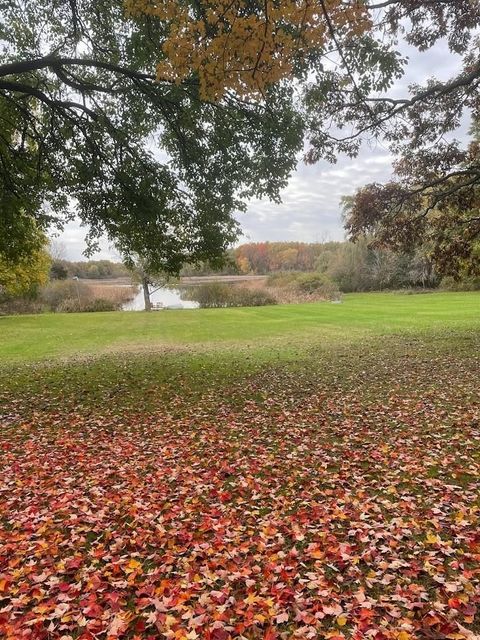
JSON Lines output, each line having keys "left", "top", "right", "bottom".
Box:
{"left": 125, "top": 0, "right": 371, "bottom": 99}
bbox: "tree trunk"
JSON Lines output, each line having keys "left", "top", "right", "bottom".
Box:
{"left": 142, "top": 278, "right": 152, "bottom": 311}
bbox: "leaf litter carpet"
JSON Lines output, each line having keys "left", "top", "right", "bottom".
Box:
{"left": 1, "top": 351, "right": 479, "bottom": 639}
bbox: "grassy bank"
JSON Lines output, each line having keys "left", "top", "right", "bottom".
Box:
{"left": 0, "top": 291, "right": 478, "bottom": 363}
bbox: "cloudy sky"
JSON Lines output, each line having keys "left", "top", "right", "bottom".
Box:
{"left": 54, "top": 40, "right": 468, "bottom": 261}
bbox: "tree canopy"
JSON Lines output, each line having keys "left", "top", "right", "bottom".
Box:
{"left": 344, "top": 126, "right": 480, "bottom": 277}
{"left": 127, "top": 1, "right": 479, "bottom": 160}
{"left": 1, "top": 0, "right": 479, "bottom": 272}
{"left": 127, "top": 0, "right": 480, "bottom": 271}
{"left": 0, "top": 0, "right": 303, "bottom": 270}
{"left": 126, "top": 0, "right": 370, "bottom": 100}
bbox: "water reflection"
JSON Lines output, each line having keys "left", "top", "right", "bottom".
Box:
{"left": 122, "top": 286, "right": 199, "bottom": 311}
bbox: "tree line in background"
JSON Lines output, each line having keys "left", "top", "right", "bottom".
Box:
{"left": 198, "top": 240, "right": 480, "bottom": 292}
{"left": 50, "top": 259, "right": 130, "bottom": 280}
{"left": 2, "top": 236, "right": 479, "bottom": 315}
{"left": 51, "top": 239, "right": 478, "bottom": 293}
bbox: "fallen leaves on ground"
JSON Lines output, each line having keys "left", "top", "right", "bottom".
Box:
{"left": 1, "top": 345, "right": 479, "bottom": 639}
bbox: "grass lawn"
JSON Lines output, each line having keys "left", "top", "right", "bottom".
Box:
{"left": 0, "top": 292, "right": 479, "bottom": 639}
{"left": 0, "top": 291, "right": 479, "bottom": 363}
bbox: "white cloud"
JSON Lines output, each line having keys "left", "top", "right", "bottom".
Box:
{"left": 238, "top": 149, "right": 394, "bottom": 244}
{"left": 51, "top": 220, "right": 119, "bottom": 261}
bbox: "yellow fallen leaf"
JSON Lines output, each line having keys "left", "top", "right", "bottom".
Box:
{"left": 165, "top": 614, "right": 177, "bottom": 627}
{"left": 337, "top": 615, "right": 347, "bottom": 626}
{"left": 426, "top": 532, "right": 440, "bottom": 544}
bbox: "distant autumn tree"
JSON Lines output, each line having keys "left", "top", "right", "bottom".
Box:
{"left": 234, "top": 242, "right": 339, "bottom": 274}
{"left": 344, "top": 129, "right": 480, "bottom": 277}
{"left": 237, "top": 256, "right": 251, "bottom": 275}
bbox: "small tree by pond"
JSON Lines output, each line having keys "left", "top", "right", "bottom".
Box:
{"left": 127, "top": 258, "right": 175, "bottom": 311}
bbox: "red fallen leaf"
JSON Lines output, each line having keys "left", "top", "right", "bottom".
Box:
{"left": 66, "top": 556, "right": 83, "bottom": 570}
{"left": 88, "top": 573, "right": 103, "bottom": 590}
{"left": 87, "top": 619, "right": 105, "bottom": 634}
{"left": 83, "top": 603, "right": 104, "bottom": 618}
{"left": 448, "top": 598, "right": 462, "bottom": 609}
{"left": 211, "top": 629, "right": 230, "bottom": 640}
{"left": 134, "top": 618, "right": 146, "bottom": 633}
{"left": 264, "top": 628, "right": 278, "bottom": 640}
{"left": 210, "top": 590, "right": 228, "bottom": 604}
{"left": 358, "top": 607, "right": 375, "bottom": 620}
{"left": 104, "top": 591, "right": 122, "bottom": 606}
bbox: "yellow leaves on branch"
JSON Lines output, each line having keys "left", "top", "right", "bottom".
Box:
{"left": 125, "top": 0, "right": 371, "bottom": 100}
{"left": 0, "top": 246, "right": 50, "bottom": 297}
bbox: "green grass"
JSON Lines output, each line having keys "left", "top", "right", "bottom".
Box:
{"left": 1, "top": 291, "right": 479, "bottom": 363}
{"left": 0, "top": 291, "right": 478, "bottom": 419}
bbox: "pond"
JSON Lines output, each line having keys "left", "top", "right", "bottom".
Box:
{"left": 122, "top": 286, "right": 199, "bottom": 311}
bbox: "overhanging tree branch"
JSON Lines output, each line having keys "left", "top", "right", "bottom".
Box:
{"left": 0, "top": 80, "right": 99, "bottom": 119}
{"left": 0, "top": 56, "right": 157, "bottom": 82}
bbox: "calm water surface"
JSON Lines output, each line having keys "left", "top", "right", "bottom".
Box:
{"left": 123, "top": 286, "right": 199, "bottom": 311}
